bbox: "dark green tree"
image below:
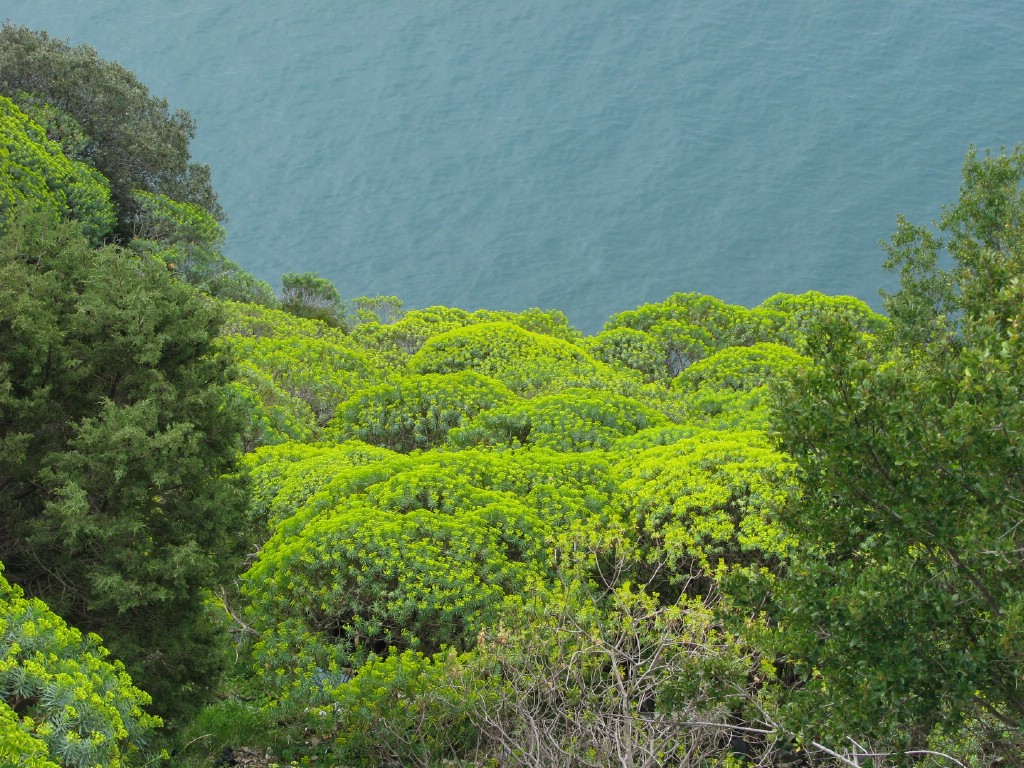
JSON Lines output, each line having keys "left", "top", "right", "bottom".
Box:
{"left": 0, "top": 210, "right": 246, "bottom": 724}
{"left": 771, "top": 146, "right": 1024, "bottom": 758}
{"left": 0, "top": 23, "right": 222, "bottom": 239}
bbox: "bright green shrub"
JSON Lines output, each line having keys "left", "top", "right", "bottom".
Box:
{"left": 451, "top": 387, "right": 669, "bottom": 452}
{"left": 613, "top": 429, "right": 797, "bottom": 587}
{"left": 228, "top": 335, "right": 371, "bottom": 426}
{"left": 0, "top": 702, "right": 61, "bottom": 768}
{"left": 0, "top": 95, "right": 114, "bottom": 243}
{"left": 409, "top": 321, "right": 631, "bottom": 396}
{"left": 243, "top": 440, "right": 403, "bottom": 531}
{"left": 603, "top": 293, "right": 779, "bottom": 379}
{"left": 582, "top": 326, "right": 666, "bottom": 382}
{"left": 230, "top": 361, "right": 317, "bottom": 450}
{"left": 609, "top": 424, "right": 707, "bottom": 452}
{"left": 221, "top": 302, "right": 378, "bottom": 429}
{"left": 0, "top": 570, "right": 161, "bottom": 768}
{"left": 756, "top": 290, "right": 888, "bottom": 346}
{"left": 468, "top": 305, "right": 582, "bottom": 341}
{"left": 326, "top": 370, "right": 514, "bottom": 452}
{"left": 672, "top": 342, "right": 807, "bottom": 431}
{"left": 324, "top": 649, "right": 482, "bottom": 766}
{"left": 350, "top": 305, "right": 583, "bottom": 370}
{"left": 350, "top": 306, "right": 479, "bottom": 367}
{"left": 246, "top": 504, "right": 550, "bottom": 701}
{"left": 241, "top": 448, "right": 613, "bottom": 710}
{"left": 673, "top": 342, "right": 806, "bottom": 394}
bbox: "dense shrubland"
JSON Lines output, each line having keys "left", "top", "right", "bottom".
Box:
{"left": 2, "top": 23, "right": 1022, "bottom": 767}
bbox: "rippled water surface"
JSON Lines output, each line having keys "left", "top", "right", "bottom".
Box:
{"left": 7, "top": 2, "right": 1024, "bottom": 331}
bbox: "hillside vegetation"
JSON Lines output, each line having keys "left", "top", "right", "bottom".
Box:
{"left": 2, "top": 23, "right": 1023, "bottom": 767}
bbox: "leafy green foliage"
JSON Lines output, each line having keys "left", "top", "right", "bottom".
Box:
{"left": 326, "top": 371, "right": 514, "bottom": 452}
{"left": 0, "top": 211, "right": 246, "bottom": 723}
{"left": 0, "top": 569, "right": 161, "bottom": 768}
{"left": 349, "top": 305, "right": 485, "bottom": 367}
{"left": 459, "top": 580, "right": 760, "bottom": 768}
{"left": 672, "top": 342, "right": 807, "bottom": 431}
{"left": 769, "top": 146, "right": 1024, "bottom": 757}
{"left": 8, "top": 90, "right": 91, "bottom": 162}
{"left": 349, "top": 305, "right": 582, "bottom": 370}
{"left": 230, "top": 362, "right": 317, "bottom": 450}
{"left": 614, "top": 429, "right": 796, "bottom": 590}
{"left": 409, "top": 321, "right": 632, "bottom": 396}
{"left": 324, "top": 649, "right": 481, "bottom": 766}
{"left": 0, "top": 23, "right": 221, "bottom": 238}
{"left": 242, "top": 448, "right": 613, "bottom": 714}
{"left": 0, "top": 703, "right": 61, "bottom": 768}
{"left": 756, "top": 290, "right": 888, "bottom": 346}
{"left": 221, "top": 301, "right": 378, "bottom": 433}
{"left": 128, "top": 190, "right": 276, "bottom": 305}
{"left": 0, "top": 95, "right": 114, "bottom": 243}
{"left": 582, "top": 325, "right": 666, "bottom": 382}
{"left": 345, "top": 293, "right": 407, "bottom": 326}
{"left": 451, "top": 388, "right": 669, "bottom": 452}
{"left": 602, "top": 293, "right": 779, "bottom": 380}
{"left": 242, "top": 440, "right": 401, "bottom": 533}
{"left": 9, "top": 25, "right": 998, "bottom": 757}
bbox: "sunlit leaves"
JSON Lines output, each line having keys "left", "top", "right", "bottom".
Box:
{"left": 410, "top": 321, "right": 631, "bottom": 396}
{"left": 242, "top": 447, "right": 613, "bottom": 708}
{"left": 672, "top": 342, "right": 807, "bottom": 431}
{"left": 756, "top": 290, "right": 887, "bottom": 347}
{"left": 452, "top": 387, "right": 669, "bottom": 452}
{"left": 0, "top": 95, "right": 114, "bottom": 243}
{"left": 614, "top": 429, "right": 797, "bottom": 580}
{"left": 327, "top": 371, "right": 514, "bottom": 452}
{"left": 0, "top": 569, "right": 161, "bottom": 768}
{"left": 350, "top": 305, "right": 580, "bottom": 369}
{"left": 603, "top": 292, "right": 778, "bottom": 380}
{"left": 221, "top": 300, "right": 378, "bottom": 433}
{"left": 326, "top": 649, "right": 479, "bottom": 766}
{"left": 222, "top": 283, "right": 874, "bottom": 763}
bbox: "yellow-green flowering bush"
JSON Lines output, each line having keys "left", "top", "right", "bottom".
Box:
{"left": 326, "top": 370, "right": 514, "bottom": 452}
{"left": 0, "top": 95, "right": 114, "bottom": 243}
{"left": 0, "top": 569, "right": 161, "bottom": 768}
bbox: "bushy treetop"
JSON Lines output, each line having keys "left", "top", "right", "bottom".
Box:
{"left": 0, "top": 23, "right": 221, "bottom": 239}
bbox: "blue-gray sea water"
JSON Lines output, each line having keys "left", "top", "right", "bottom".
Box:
{"left": 6, "top": 2, "right": 1024, "bottom": 332}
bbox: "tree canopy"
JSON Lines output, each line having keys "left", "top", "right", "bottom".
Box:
{"left": 0, "top": 23, "right": 222, "bottom": 239}
{"left": 769, "top": 146, "right": 1024, "bottom": 759}
{"left": 0, "top": 211, "right": 246, "bottom": 724}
